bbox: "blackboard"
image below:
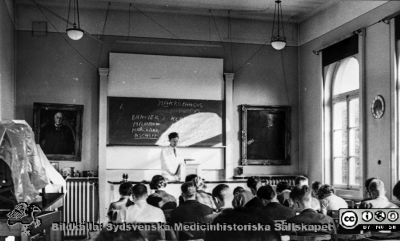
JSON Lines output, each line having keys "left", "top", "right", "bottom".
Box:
{"left": 108, "top": 97, "right": 223, "bottom": 147}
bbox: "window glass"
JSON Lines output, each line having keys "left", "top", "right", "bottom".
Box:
{"left": 333, "top": 158, "right": 347, "bottom": 185}
{"left": 333, "top": 57, "right": 359, "bottom": 95}
{"left": 349, "top": 98, "right": 359, "bottom": 128}
{"left": 333, "top": 102, "right": 346, "bottom": 130}
{"left": 349, "top": 157, "right": 361, "bottom": 186}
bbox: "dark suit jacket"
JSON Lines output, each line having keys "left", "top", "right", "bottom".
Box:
{"left": 244, "top": 197, "right": 264, "bottom": 209}
{"left": 170, "top": 200, "right": 213, "bottom": 240}
{"left": 262, "top": 202, "right": 296, "bottom": 221}
{"left": 287, "top": 208, "right": 336, "bottom": 234}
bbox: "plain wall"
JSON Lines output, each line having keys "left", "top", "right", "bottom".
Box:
{"left": 16, "top": 31, "right": 299, "bottom": 177}
{"left": 365, "top": 22, "right": 392, "bottom": 189}
{"left": 299, "top": 2, "right": 400, "bottom": 193}
{"left": 0, "top": 0, "right": 15, "bottom": 120}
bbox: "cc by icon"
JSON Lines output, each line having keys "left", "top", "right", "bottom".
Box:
{"left": 341, "top": 211, "right": 358, "bottom": 229}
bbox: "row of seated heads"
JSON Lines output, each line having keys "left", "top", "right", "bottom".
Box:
{"left": 120, "top": 174, "right": 327, "bottom": 212}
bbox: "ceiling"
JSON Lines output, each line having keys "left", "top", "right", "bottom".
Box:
{"left": 21, "top": 0, "right": 342, "bottom": 22}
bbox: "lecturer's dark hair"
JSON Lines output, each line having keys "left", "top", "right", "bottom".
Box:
{"left": 168, "top": 132, "right": 179, "bottom": 140}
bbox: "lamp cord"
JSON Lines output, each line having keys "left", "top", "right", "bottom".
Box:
{"left": 66, "top": 0, "right": 71, "bottom": 29}
{"left": 76, "top": 0, "right": 80, "bottom": 28}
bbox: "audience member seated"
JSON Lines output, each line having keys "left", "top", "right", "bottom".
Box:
{"left": 295, "top": 176, "right": 309, "bottom": 187}
{"left": 194, "top": 176, "right": 217, "bottom": 211}
{"left": 126, "top": 183, "right": 166, "bottom": 223}
{"left": 294, "top": 176, "right": 321, "bottom": 212}
{"left": 276, "top": 181, "right": 292, "bottom": 207}
{"left": 177, "top": 174, "right": 198, "bottom": 205}
{"left": 107, "top": 182, "right": 133, "bottom": 222}
{"left": 232, "top": 190, "right": 254, "bottom": 209}
{"left": 170, "top": 181, "right": 214, "bottom": 240}
{"left": 244, "top": 176, "right": 264, "bottom": 209}
{"left": 311, "top": 181, "right": 321, "bottom": 198}
{"left": 146, "top": 195, "right": 163, "bottom": 209}
{"left": 287, "top": 186, "right": 336, "bottom": 235}
{"left": 148, "top": 175, "right": 177, "bottom": 210}
{"left": 212, "top": 184, "right": 232, "bottom": 211}
{"left": 180, "top": 174, "right": 217, "bottom": 211}
{"left": 317, "top": 184, "right": 348, "bottom": 215}
{"left": 361, "top": 177, "right": 377, "bottom": 203}
{"left": 206, "top": 207, "right": 280, "bottom": 241}
{"left": 95, "top": 229, "right": 146, "bottom": 241}
{"left": 257, "top": 185, "right": 296, "bottom": 221}
{"left": 360, "top": 179, "right": 398, "bottom": 209}
{"left": 393, "top": 180, "right": 400, "bottom": 201}
{"left": 233, "top": 186, "right": 245, "bottom": 196}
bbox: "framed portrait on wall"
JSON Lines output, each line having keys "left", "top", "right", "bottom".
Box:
{"left": 240, "top": 105, "right": 291, "bottom": 165}
{"left": 33, "top": 103, "right": 83, "bottom": 161}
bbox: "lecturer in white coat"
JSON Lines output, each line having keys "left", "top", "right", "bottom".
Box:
{"left": 161, "top": 132, "right": 186, "bottom": 181}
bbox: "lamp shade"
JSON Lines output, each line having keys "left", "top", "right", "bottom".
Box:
{"left": 271, "top": 40, "right": 286, "bottom": 50}
{"left": 271, "top": 36, "right": 286, "bottom": 50}
{"left": 66, "top": 27, "right": 84, "bottom": 40}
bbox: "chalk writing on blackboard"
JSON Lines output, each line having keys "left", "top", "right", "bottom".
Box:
{"left": 108, "top": 97, "right": 223, "bottom": 147}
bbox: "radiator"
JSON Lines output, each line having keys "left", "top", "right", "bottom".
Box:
{"left": 63, "top": 177, "right": 99, "bottom": 238}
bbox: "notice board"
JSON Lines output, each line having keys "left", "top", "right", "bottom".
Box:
{"left": 108, "top": 97, "right": 223, "bottom": 147}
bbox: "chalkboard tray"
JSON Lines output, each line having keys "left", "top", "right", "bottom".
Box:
{"left": 108, "top": 97, "right": 224, "bottom": 147}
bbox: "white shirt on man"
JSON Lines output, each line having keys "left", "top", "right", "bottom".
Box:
{"left": 320, "top": 194, "right": 348, "bottom": 212}
{"left": 125, "top": 199, "right": 166, "bottom": 223}
{"left": 161, "top": 146, "right": 185, "bottom": 180}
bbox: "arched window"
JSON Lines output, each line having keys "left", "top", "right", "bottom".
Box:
{"left": 325, "top": 56, "right": 360, "bottom": 189}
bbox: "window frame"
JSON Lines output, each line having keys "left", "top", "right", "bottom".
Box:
{"left": 331, "top": 91, "right": 359, "bottom": 190}
{"left": 324, "top": 55, "right": 363, "bottom": 196}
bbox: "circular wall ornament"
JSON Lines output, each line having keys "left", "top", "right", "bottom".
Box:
{"left": 371, "top": 95, "right": 385, "bottom": 119}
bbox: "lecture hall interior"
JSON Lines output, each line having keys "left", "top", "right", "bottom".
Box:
{"left": 1, "top": 0, "right": 400, "bottom": 241}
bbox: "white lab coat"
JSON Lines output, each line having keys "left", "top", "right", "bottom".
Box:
{"left": 160, "top": 146, "right": 185, "bottom": 181}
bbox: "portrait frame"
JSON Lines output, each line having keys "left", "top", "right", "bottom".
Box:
{"left": 240, "top": 105, "right": 291, "bottom": 166}
{"left": 33, "top": 102, "right": 83, "bottom": 161}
